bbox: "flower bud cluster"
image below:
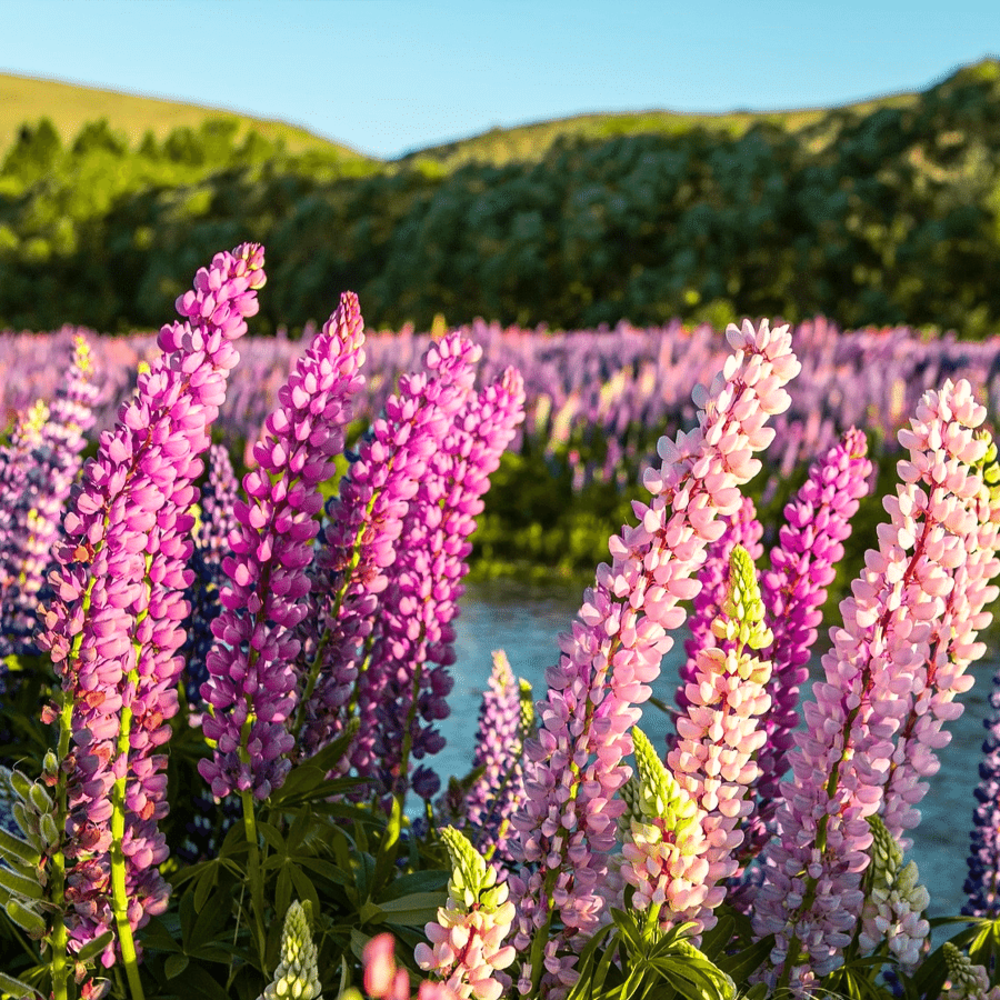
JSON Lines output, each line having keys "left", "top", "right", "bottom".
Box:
{"left": 964, "top": 664, "right": 1000, "bottom": 917}
{"left": 257, "top": 900, "right": 321, "bottom": 1000}
{"left": 858, "top": 814, "right": 929, "bottom": 972}
{"left": 415, "top": 826, "right": 517, "bottom": 1000}
{"left": 943, "top": 942, "right": 1000, "bottom": 1000}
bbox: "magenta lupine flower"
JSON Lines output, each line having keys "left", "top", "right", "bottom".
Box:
{"left": 508, "top": 320, "right": 800, "bottom": 997}
{"left": 752, "top": 378, "right": 1000, "bottom": 993}
{"left": 370, "top": 362, "right": 525, "bottom": 803}
{"left": 465, "top": 650, "right": 530, "bottom": 860}
{"left": 964, "top": 665, "right": 1000, "bottom": 917}
{"left": 296, "top": 335, "right": 477, "bottom": 763}
{"left": 740, "top": 428, "right": 872, "bottom": 858}
{"left": 674, "top": 495, "right": 762, "bottom": 725}
{"left": 37, "top": 243, "right": 266, "bottom": 963}
{"left": 364, "top": 932, "right": 462, "bottom": 1000}
{"left": 299, "top": 333, "right": 481, "bottom": 775}
{"left": 199, "top": 291, "right": 366, "bottom": 801}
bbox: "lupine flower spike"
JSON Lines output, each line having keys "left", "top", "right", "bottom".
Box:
{"left": 257, "top": 900, "right": 321, "bottom": 1000}
{"left": 415, "top": 825, "right": 517, "bottom": 1000}
{"left": 460, "top": 651, "right": 532, "bottom": 861}
{"left": 965, "top": 664, "right": 1000, "bottom": 917}
{"left": 752, "top": 379, "right": 1000, "bottom": 993}
{"left": 199, "top": 291, "right": 366, "bottom": 803}
{"left": 35, "top": 244, "right": 266, "bottom": 990}
{"left": 509, "top": 320, "right": 799, "bottom": 997}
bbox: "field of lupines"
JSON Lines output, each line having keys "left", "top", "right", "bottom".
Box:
{"left": 3, "top": 243, "right": 1000, "bottom": 1000}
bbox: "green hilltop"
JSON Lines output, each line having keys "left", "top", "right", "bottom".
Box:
{"left": 1, "top": 58, "right": 999, "bottom": 337}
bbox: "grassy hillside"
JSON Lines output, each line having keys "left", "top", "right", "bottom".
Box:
{"left": 0, "top": 71, "right": 370, "bottom": 160}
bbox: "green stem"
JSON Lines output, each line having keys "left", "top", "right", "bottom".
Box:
{"left": 110, "top": 694, "right": 145, "bottom": 1000}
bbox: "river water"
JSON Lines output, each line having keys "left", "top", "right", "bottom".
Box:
{"left": 436, "top": 577, "right": 998, "bottom": 924}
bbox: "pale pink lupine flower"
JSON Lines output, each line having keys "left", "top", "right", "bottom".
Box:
{"left": 509, "top": 320, "right": 800, "bottom": 998}
{"left": 752, "top": 378, "right": 1000, "bottom": 994}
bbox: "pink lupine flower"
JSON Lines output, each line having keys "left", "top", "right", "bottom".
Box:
{"left": 508, "top": 320, "right": 800, "bottom": 997}
{"left": 674, "top": 495, "right": 763, "bottom": 729}
{"left": 370, "top": 362, "right": 525, "bottom": 803}
{"left": 752, "top": 379, "right": 1000, "bottom": 993}
{"left": 364, "top": 932, "right": 462, "bottom": 1000}
{"left": 199, "top": 291, "right": 366, "bottom": 801}
{"left": 37, "top": 243, "right": 266, "bottom": 964}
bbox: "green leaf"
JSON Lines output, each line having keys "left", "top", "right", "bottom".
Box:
{"left": 192, "top": 881, "right": 233, "bottom": 942}
{"left": 0, "top": 970, "right": 42, "bottom": 998}
{"left": 378, "top": 891, "right": 446, "bottom": 927}
{"left": 257, "top": 820, "right": 286, "bottom": 854}
{"left": 715, "top": 933, "right": 773, "bottom": 983}
{"left": 288, "top": 862, "right": 322, "bottom": 914}
{"left": 165, "top": 953, "right": 190, "bottom": 979}
{"left": 295, "top": 856, "right": 353, "bottom": 886}
{"left": 192, "top": 862, "right": 220, "bottom": 915}
{"left": 276, "top": 866, "right": 293, "bottom": 918}
{"left": 378, "top": 869, "right": 449, "bottom": 901}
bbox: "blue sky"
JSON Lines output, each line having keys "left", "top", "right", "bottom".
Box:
{"left": 4, "top": 0, "right": 999, "bottom": 159}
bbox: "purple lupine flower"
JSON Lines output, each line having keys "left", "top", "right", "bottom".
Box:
{"left": 37, "top": 243, "right": 266, "bottom": 966}
{"left": 752, "top": 379, "right": 1000, "bottom": 993}
{"left": 674, "top": 495, "right": 762, "bottom": 727}
{"left": 464, "top": 650, "right": 530, "bottom": 860}
{"left": 740, "top": 427, "right": 872, "bottom": 859}
{"left": 199, "top": 291, "right": 366, "bottom": 801}
{"left": 182, "top": 443, "right": 242, "bottom": 709}
{"left": 298, "top": 332, "right": 480, "bottom": 774}
{"left": 964, "top": 665, "right": 1000, "bottom": 917}
{"left": 508, "top": 320, "right": 800, "bottom": 998}
{"left": 369, "top": 362, "right": 526, "bottom": 804}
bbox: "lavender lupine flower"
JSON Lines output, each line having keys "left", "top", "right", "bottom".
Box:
{"left": 674, "top": 495, "right": 762, "bottom": 726}
{"left": 964, "top": 665, "right": 1000, "bottom": 917}
{"left": 859, "top": 814, "right": 929, "bottom": 973}
{"left": 199, "top": 291, "right": 366, "bottom": 801}
{"left": 296, "top": 333, "right": 480, "bottom": 768}
{"left": 752, "top": 379, "right": 1000, "bottom": 993}
{"left": 641, "top": 544, "right": 773, "bottom": 936}
{"left": 741, "top": 428, "right": 872, "bottom": 858}
{"left": 509, "top": 320, "right": 799, "bottom": 997}
{"left": 943, "top": 942, "right": 1000, "bottom": 1000}
{"left": 37, "top": 243, "right": 266, "bottom": 967}
{"left": 4, "top": 335, "right": 99, "bottom": 645}
{"left": 464, "top": 650, "right": 531, "bottom": 860}
{"left": 364, "top": 359, "right": 525, "bottom": 803}
{"left": 0, "top": 399, "right": 50, "bottom": 655}
{"left": 415, "top": 826, "right": 517, "bottom": 1000}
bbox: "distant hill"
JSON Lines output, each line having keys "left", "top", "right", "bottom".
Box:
{"left": 0, "top": 72, "right": 371, "bottom": 161}
{"left": 395, "top": 91, "right": 925, "bottom": 172}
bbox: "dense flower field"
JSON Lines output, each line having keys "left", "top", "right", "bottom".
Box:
{"left": 3, "top": 244, "right": 1000, "bottom": 1000}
